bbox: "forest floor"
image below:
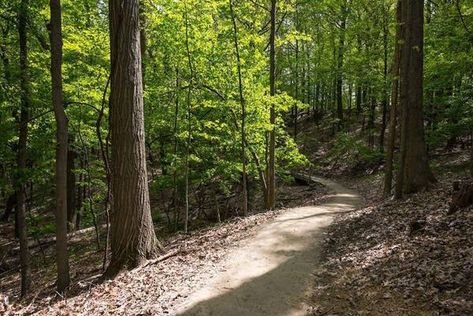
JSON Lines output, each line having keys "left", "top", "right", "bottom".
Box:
{"left": 307, "top": 150, "right": 473, "bottom": 316}
{"left": 0, "top": 180, "right": 329, "bottom": 315}
{"left": 174, "top": 176, "right": 361, "bottom": 315}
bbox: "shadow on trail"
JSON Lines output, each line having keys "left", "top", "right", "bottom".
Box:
{"left": 176, "top": 178, "right": 363, "bottom": 316}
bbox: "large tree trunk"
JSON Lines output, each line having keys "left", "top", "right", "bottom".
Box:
{"left": 17, "top": 0, "right": 31, "bottom": 296}
{"left": 396, "top": 0, "right": 435, "bottom": 196}
{"left": 49, "top": 0, "right": 70, "bottom": 292}
{"left": 107, "top": 0, "right": 160, "bottom": 275}
{"left": 266, "top": 0, "right": 277, "bottom": 210}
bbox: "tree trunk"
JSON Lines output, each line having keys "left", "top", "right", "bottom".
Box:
{"left": 107, "top": 0, "right": 160, "bottom": 275}
{"left": 396, "top": 0, "right": 435, "bottom": 197}
{"left": 379, "top": 8, "right": 389, "bottom": 152}
{"left": 67, "top": 138, "right": 77, "bottom": 231}
{"left": 49, "top": 0, "right": 70, "bottom": 292}
{"left": 266, "top": 0, "right": 277, "bottom": 210}
{"left": 229, "top": 0, "right": 248, "bottom": 216}
{"left": 336, "top": 2, "right": 348, "bottom": 126}
{"left": 1, "top": 193, "right": 16, "bottom": 222}
{"left": 384, "top": 0, "right": 402, "bottom": 197}
{"left": 294, "top": 38, "right": 299, "bottom": 138}
{"left": 183, "top": 3, "right": 193, "bottom": 233}
{"left": 16, "top": 0, "right": 32, "bottom": 297}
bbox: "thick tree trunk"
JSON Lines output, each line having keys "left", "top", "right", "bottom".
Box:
{"left": 266, "top": 0, "right": 277, "bottom": 210}
{"left": 396, "top": 0, "right": 435, "bottom": 197}
{"left": 384, "top": 0, "right": 402, "bottom": 197}
{"left": 49, "top": 0, "right": 70, "bottom": 292}
{"left": 17, "top": 0, "right": 31, "bottom": 297}
{"left": 230, "top": 0, "right": 248, "bottom": 216}
{"left": 107, "top": 0, "right": 160, "bottom": 275}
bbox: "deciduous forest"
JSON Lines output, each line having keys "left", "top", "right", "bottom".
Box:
{"left": 0, "top": 0, "right": 472, "bottom": 315}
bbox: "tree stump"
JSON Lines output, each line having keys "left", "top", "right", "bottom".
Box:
{"left": 450, "top": 180, "right": 473, "bottom": 213}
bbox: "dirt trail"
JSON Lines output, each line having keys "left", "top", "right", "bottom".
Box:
{"left": 174, "top": 177, "right": 362, "bottom": 316}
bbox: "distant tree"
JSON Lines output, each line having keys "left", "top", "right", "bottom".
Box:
{"left": 17, "top": 0, "right": 31, "bottom": 297}
{"left": 267, "top": 0, "right": 277, "bottom": 210}
{"left": 106, "top": 0, "right": 161, "bottom": 275}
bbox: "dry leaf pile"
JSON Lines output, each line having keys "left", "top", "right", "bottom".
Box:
{"left": 310, "top": 169, "right": 473, "bottom": 315}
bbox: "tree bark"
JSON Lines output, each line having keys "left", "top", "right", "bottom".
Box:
{"left": 16, "top": 0, "right": 31, "bottom": 297}
{"left": 267, "top": 0, "right": 277, "bottom": 210}
{"left": 107, "top": 0, "right": 160, "bottom": 275}
{"left": 396, "top": 0, "right": 435, "bottom": 197}
{"left": 49, "top": 0, "right": 70, "bottom": 292}
{"left": 230, "top": 0, "right": 248, "bottom": 216}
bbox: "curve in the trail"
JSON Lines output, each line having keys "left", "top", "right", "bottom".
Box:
{"left": 175, "top": 176, "right": 362, "bottom": 316}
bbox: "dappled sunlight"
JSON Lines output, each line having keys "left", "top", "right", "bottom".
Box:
{"left": 174, "top": 181, "right": 362, "bottom": 315}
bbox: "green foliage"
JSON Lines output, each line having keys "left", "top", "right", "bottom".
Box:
{"left": 328, "top": 132, "right": 384, "bottom": 168}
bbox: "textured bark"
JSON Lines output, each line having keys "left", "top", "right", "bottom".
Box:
{"left": 384, "top": 0, "right": 402, "bottom": 197}
{"left": 107, "top": 0, "right": 160, "bottom": 275}
{"left": 229, "top": 0, "right": 248, "bottom": 216}
{"left": 266, "top": 0, "right": 277, "bottom": 210}
{"left": 396, "top": 0, "right": 435, "bottom": 197}
{"left": 49, "top": 0, "right": 70, "bottom": 292}
{"left": 17, "top": 0, "right": 31, "bottom": 297}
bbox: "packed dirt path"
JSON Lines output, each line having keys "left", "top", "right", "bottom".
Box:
{"left": 175, "top": 176, "right": 363, "bottom": 316}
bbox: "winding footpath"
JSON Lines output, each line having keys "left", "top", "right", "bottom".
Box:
{"left": 174, "top": 176, "right": 363, "bottom": 316}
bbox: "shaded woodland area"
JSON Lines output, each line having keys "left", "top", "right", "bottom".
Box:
{"left": 0, "top": 0, "right": 472, "bottom": 314}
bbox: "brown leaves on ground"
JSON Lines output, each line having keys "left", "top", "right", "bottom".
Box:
{"left": 1, "top": 181, "right": 326, "bottom": 315}
{"left": 310, "top": 158, "right": 473, "bottom": 315}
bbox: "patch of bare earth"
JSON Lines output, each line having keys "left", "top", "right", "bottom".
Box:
{"left": 309, "top": 152, "right": 473, "bottom": 315}
{"left": 0, "top": 182, "right": 326, "bottom": 315}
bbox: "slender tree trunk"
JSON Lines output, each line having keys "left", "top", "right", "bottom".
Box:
{"left": 267, "top": 0, "right": 277, "bottom": 210}
{"left": 384, "top": 0, "right": 402, "bottom": 197}
{"left": 49, "top": 0, "right": 70, "bottom": 292}
{"left": 336, "top": 2, "right": 348, "bottom": 126}
{"left": 356, "top": 85, "right": 362, "bottom": 115}
{"left": 107, "top": 0, "right": 160, "bottom": 275}
{"left": 16, "top": 0, "right": 31, "bottom": 296}
{"left": 183, "top": 3, "right": 193, "bottom": 233}
{"left": 172, "top": 68, "right": 180, "bottom": 230}
{"left": 229, "top": 0, "right": 248, "bottom": 216}
{"left": 380, "top": 8, "right": 389, "bottom": 152}
{"left": 396, "top": 0, "right": 435, "bottom": 197}
{"left": 66, "top": 137, "right": 77, "bottom": 231}
{"left": 294, "top": 39, "right": 299, "bottom": 138}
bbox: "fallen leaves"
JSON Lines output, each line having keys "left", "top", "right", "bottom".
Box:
{"left": 310, "top": 166, "right": 473, "bottom": 315}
